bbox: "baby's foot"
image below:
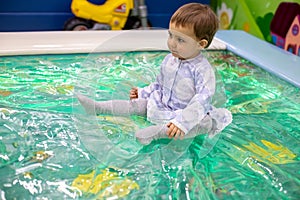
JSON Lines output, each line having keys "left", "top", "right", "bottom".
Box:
{"left": 76, "top": 93, "right": 96, "bottom": 114}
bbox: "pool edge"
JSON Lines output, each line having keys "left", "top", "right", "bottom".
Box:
{"left": 1, "top": 29, "right": 299, "bottom": 88}
{"left": 215, "top": 30, "right": 300, "bottom": 88}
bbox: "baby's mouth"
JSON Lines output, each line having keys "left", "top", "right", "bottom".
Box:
{"left": 171, "top": 51, "right": 180, "bottom": 56}
{"left": 170, "top": 50, "right": 178, "bottom": 55}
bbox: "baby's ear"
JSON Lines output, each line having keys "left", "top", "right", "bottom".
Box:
{"left": 198, "top": 39, "right": 208, "bottom": 49}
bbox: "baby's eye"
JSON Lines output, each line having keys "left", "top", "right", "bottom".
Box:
{"left": 177, "top": 38, "right": 185, "bottom": 43}
{"left": 168, "top": 31, "right": 173, "bottom": 38}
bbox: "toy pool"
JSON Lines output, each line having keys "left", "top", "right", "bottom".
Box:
{"left": 0, "top": 30, "right": 299, "bottom": 199}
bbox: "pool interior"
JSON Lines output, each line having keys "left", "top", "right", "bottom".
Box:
{"left": 0, "top": 50, "right": 299, "bottom": 199}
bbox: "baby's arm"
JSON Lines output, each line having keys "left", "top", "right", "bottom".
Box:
{"left": 166, "top": 122, "right": 185, "bottom": 140}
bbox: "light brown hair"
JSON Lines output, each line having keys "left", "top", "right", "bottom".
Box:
{"left": 170, "top": 3, "right": 219, "bottom": 48}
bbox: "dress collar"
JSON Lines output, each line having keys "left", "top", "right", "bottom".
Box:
{"left": 172, "top": 52, "right": 203, "bottom": 63}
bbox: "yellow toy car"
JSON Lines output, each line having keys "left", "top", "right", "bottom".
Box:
{"left": 64, "top": 0, "right": 149, "bottom": 30}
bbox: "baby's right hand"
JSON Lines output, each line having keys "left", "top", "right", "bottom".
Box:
{"left": 130, "top": 87, "right": 138, "bottom": 99}
{"left": 166, "top": 122, "right": 185, "bottom": 140}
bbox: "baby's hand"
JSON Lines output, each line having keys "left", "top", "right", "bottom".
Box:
{"left": 166, "top": 122, "right": 185, "bottom": 140}
{"left": 130, "top": 87, "right": 138, "bottom": 99}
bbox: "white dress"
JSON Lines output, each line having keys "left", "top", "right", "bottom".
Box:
{"left": 138, "top": 53, "right": 232, "bottom": 136}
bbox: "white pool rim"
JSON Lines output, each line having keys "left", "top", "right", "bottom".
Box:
{"left": 0, "top": 30, "right": 299, "bottom": 88}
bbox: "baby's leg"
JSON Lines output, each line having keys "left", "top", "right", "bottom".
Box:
{"left": 184, "top": 115, "right": 213, "bottom": 138}
{"left": 77, "top": 93, "right": 147, "bottom": 116}
{"left": 135, "top": 124, "right": 169, "bottom": 145}
{"left": 184, "top": 108, "right": 232, "bottom": 139}
{"left": 208, "top": 107, "right": 232, "bottom": 138}
{"left": 135, "top": 115, "right": 213, "bottom": 145}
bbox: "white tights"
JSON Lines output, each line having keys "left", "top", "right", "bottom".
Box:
{"left": 77, "top": 93, "right": 217, "bottom": 144}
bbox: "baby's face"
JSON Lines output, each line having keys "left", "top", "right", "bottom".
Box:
{"left": 167, "top": 22, "right": 204, "bottom": 60}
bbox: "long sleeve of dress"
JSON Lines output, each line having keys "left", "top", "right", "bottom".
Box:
{"left": 138, "top": 56, "right": 177, "bottom": 122}
{"left": 137, "top": 55, "right": 165, "bottom": 99}
{"left": 170, "top": 68, "right": 215, "bottom": 133}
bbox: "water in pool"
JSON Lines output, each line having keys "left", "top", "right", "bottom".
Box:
{"left": 0, "top": 51, "right": 299, "bottom": 199}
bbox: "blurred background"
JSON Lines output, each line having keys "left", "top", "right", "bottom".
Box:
{"left": 0, "top": 0, "right": 299, "bottom": 55}
{"left": 0, "top": 0, "right": 210, "bottom": 31}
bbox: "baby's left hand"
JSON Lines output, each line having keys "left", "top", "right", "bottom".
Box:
{"left": 166, "top": 122, "right": 185, "bottom": 140}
